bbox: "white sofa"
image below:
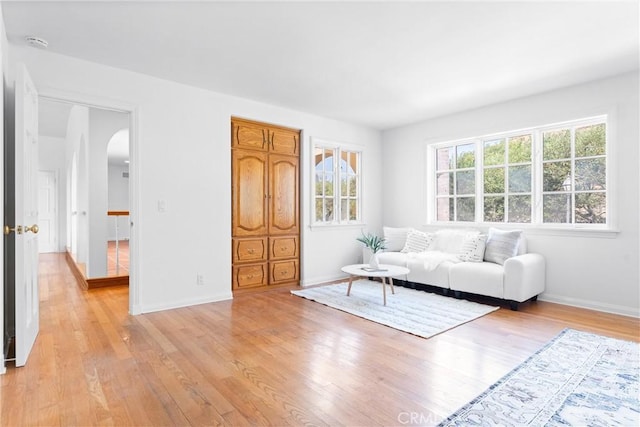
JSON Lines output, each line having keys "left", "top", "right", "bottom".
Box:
{"left": 370, "top": 227, "right": 545, "bottom": 310}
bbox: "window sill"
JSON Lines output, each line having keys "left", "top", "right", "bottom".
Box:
{"left": 425, "top": 222, "right": 620, "bottom": 239}
{"left": 309, "top": 222, "right": 366, "bottom": 231}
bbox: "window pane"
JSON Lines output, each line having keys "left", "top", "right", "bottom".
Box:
{"left": 340, "top": 175, "right": 348, "bottom": 196}
{"left": 484, "top": 167, "right": 504, "bottom": 193}
{"left": 349, "top": 199, "right": 357, "bottom": 221}
{"left": 320, "top": 148, "right": 334, "bottom": 171}
{"left": 324, "top": 174, "right": 334, "bottom": 196}
{"left": 484, "top": 196, "right": 504, "bottom": 222}
{"left": 484, "top": 139, "right": 505, "bottom": 166}
{"left": 543, "top": 161, "right": 571, "bottom": 192}
{"left": 543, "top": 129, "right": 571, "bottom": 160}
{"left": 576, "top": 124, "right": 605, "bottom": 157}
{"left": 324, "top": 199, "right": 334, "bottom": 221}
{"left": 456, "top": 144, "right": 475, "bottom": 168}
{"left": 436, "top": 172, "right": 453, "bottom": 195}
{"left": 509, "top": 195, "right": 531, "bottom": 223}
{"left": 315, "top": 198, "right": 322, "bottom": 222}
{"left": 437, "top": 198, "right": 454, "bottom": 221}
{"left": 575, "top": 158, "right": 606, "bottom": 191}
{"left": 436, "top": 147, "right": 454, "bottom": 171}
{"left": 456, "top": 170, "right": 475, "bottom": 194}
{"left": 543, "top": 194, "right": 571, "bottom": 223}
{"left": 509, "top": 165, "right": 531, "bottom": 193}
{"left": 348, "top": 176, "right": 357, "bottom": 196}
{"left": 341, "top": 199, "right": 348, "bottom": 221}
{"left": 457, "top": 197, "right": 475, "bottom": 221}
{"left": 315, "top": 173, "right": 323, "bottom": 196}
{"left": 508, "top": 135, "right": 531, "bottom": 163}
{"left": 575, "top": 193, "right": 606, "bottom": 224}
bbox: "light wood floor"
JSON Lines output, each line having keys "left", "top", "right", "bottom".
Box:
{"left": 107, "top": 240, "right": 129, "bottom": 277}
{"left": 2, "top": 254, "right": 638, "bottom": 426}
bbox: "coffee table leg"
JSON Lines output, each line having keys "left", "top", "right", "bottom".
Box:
{"left": 346, "top": 275, "right": 354, "bottom": 296}
{"left": 389, "top": 277, "right": 395, "bottom": 294}
{"left": 382, "top": 277, "right": 387, "bottom": 305}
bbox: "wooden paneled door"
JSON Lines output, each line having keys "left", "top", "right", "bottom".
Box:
{"left": 231, "top": 118, "right": 300, "bottom": 293}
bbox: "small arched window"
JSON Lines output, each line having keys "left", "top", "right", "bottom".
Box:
{"left": 313, "top": 139, "right": 362, "bottom": 225}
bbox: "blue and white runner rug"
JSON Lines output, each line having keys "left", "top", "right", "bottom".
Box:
{"left": 440, "top": 328, "right": 640, "bottom": 426}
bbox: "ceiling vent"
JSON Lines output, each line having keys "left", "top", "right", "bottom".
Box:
{"left": 25, "top": 36, "right": 48, "bottom": 49}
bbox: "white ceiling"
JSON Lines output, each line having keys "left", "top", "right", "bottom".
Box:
{"left": 3, "top": 1, "right": 639, "bottom": 130}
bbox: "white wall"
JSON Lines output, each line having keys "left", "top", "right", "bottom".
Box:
{"left": 9, "top": 45, "right": 383, "bottom": 313}
{"left": 64, "top": 105, "right": 89, "bottom": 270}
{"left": 382, "top": 72, "right": 639, "bottom": 317}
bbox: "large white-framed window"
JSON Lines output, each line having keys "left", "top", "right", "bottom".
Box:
{"left": 430, "top": 115, "right": 609, "bottom": 228}
{"left": 313, "top": 139, "right": 362, "bottom": 225}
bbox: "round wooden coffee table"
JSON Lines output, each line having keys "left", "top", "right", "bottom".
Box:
{"left": 341, "top": 263, "right": 410, "bottom": 305}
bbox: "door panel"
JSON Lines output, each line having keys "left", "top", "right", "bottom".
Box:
{"left": 233, "top": 263, "right": 268, "bottom": 289}
{"left": 270, "top": 129, "right": 299, "bottom": 156}
{"left": 269, "top": 154, "right": 299, "bottom": 235}
{"left": 37, "top": 171, "right": 57, "bottom": 253}
{"left": 269, "top": 236, "right": 298, "bottom": 260}
{"left": 232, "top": 237, "right": 267, "bottom": 263}
{"left": 232, "top": 120, "right": 268, "bottom": 151}
{"left": 231, "top": 150, "right": 268, "bottom": 236}
{"left": 14, "top": 63, "right": 40, "bottom": 367}
{"left": 269, "top": 259, "right": 299, "bottom": 285}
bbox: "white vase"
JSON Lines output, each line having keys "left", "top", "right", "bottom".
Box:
{"left": 369, "top": 252, "right": 380, "bottom": 269}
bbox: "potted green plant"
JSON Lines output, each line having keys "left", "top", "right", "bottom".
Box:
{"left": 356, "top": 231, "right": 386, "bottom": 268}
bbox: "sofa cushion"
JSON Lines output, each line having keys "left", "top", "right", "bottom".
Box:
{"left": 405, "top": 253, "right": 453, "bottom": 288}
{"left": 377, "top": 251, "right": 409, "bottom": 267}
{"left": 484, "top": 228, "right": 522, "bottom": 265}
{"left": 383, "top": 226, "right": 411, "bottom": 252}
{"left": 449, "top": 262, "right": 504, "bottom": 299}
{"left": 432, "top": 229, "right": 478, "bottom": 254}
{"left": 401, "top": 229, "right": 433, "bottom": 253}
{"left": 458, "top": 233, "right": 487, "bottom": 262}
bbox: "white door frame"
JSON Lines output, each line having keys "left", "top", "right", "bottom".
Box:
{"left": 38, "top": 88, "right": 140, "bottom": 315}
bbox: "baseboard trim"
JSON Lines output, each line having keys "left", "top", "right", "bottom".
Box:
{"left": 301, "top": 273, "right": 348, "bottom": 287}
{"left": 539, "top": 293, "right": 640, "bottom": 318}
{"left": 139, "top": 293, "right": 234, "bottom": 314}
{"left": 87, "top": 275, "right": 129, "bottom": 289}
{"left": 64, "top": 250, "right": 129, "bottom": 290}
{"left": 65, "top": 250, "right": 88, "bottom": 290}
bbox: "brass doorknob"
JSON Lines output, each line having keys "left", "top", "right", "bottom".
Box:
{"left": 24, "top": 224, "right": 39, "bottom": 234}
{"left": 4, "top": 225, "right": 23, "bottom": 235}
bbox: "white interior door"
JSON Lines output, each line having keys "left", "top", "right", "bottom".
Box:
{"left": 37, "top": 170, "right": 57, "bottom": 253}
{"left": 14, "top": 63, "right": 40, "bottom": 367}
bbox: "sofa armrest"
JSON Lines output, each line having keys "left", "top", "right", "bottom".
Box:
{"left": 503, "top": 253, "right": 546, "bottom": 302}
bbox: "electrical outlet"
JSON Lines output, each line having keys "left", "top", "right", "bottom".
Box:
{"left": 196, "top": 274, "right": 204, "bottom": 286}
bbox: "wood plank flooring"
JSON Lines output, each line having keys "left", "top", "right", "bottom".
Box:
{"left": 107, "top": 240, "right": 129, "bottom": 277}
{"left": 1, "top": 253, "right": 638, "bottom": 426}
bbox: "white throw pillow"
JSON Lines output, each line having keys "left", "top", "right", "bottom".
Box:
{"left": 484, "top": 228, "right": 522, "bottom": 265}
{"left": 431, "top": 228, "right": 475, "bottom": 253}
{"left": 401, "top": 229, "right": 433, "bottom": 253}
{"left": 383, "top": 226, "right": 411, "bottom": 252}
{"left": 458, "top": 233, "right": 487, "bottom": 262}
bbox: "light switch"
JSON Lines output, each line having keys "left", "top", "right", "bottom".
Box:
{"left": 157, "top": 199, "right": 167, "bottom": 213}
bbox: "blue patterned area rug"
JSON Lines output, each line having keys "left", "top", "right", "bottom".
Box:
{"left": 440, "top": 328, "right": 640, "bottom": 426}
